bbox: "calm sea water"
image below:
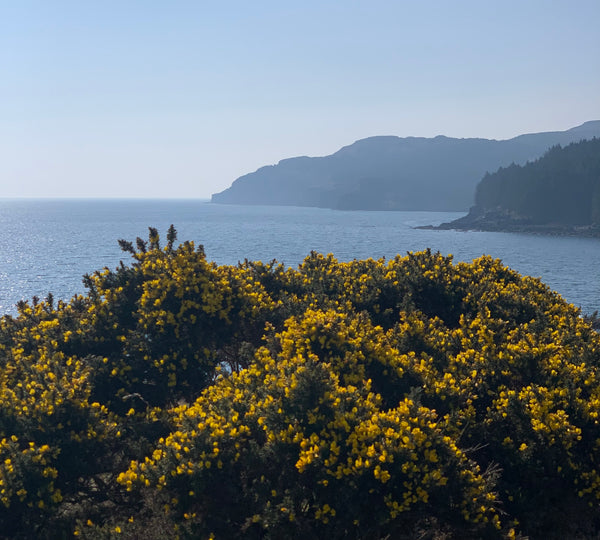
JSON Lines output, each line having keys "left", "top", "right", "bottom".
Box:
{"left": 1, "top": 199, "right": 599, "bottom": 316}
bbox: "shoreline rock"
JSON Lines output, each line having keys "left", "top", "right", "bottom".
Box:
{"left": 418, "top": 207, "right": 600, "bottom": 238}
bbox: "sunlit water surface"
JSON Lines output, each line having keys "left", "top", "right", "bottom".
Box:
{"left": 1, "top": 199, "right": 599, "bottom": 316}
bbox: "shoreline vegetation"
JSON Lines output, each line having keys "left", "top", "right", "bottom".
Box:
{"left": 2, "top": 227, "right": 600, "bottom": 538}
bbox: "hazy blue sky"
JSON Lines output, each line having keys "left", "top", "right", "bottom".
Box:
{"left": 2, "top": 0, "right": 599, "bottom": 198}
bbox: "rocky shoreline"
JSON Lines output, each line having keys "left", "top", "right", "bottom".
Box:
{"left": 418, "top": 207, "right": 600, "bottom": 238}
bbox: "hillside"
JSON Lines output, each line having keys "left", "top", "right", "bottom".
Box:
{"left": 438, "top": 137, "right": 600, "bottom": 234}
{"left": 211, "top": 121, "right": 600, "bottom": 211}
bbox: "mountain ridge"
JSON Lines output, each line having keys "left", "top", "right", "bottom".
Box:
{"left": 211, "top": 121, "right": 600, "bottom": 212}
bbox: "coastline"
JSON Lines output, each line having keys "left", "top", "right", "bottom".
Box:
{"left": 417, "top": 207, "right": 600, "bottom": 238}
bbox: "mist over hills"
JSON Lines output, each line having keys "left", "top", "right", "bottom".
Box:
{"left": 211, "top": 121, "right": 600, "bottom": 211}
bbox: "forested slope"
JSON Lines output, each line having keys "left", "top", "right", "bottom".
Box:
{"left": 438, "top": 138, "right": 600, "bottom": 234}
{"left": 475, "top": 138, "right": 600, "bottom": 225}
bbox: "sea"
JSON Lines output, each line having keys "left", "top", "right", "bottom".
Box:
{"left": 1, "top": 198, "right": 599, "bottom": 317}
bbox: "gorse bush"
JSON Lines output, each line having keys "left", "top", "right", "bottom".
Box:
{"left": 1, "top": 227, "right": 599, "bottom": 539}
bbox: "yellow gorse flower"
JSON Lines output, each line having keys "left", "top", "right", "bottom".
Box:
{"left": 2, "top": 229, "right": 600, "bottom": 539}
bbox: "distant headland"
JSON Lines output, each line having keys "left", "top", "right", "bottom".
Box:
{"left": 212, "top": 121, "right": 600, "bottom": 212}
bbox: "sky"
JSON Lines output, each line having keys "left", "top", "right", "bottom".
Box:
{"left": 1, "top": 0, "right": 599, "bottom": 198}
